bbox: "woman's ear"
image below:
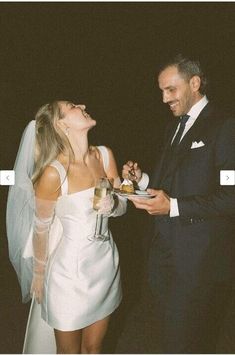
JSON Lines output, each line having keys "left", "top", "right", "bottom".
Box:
{"left": 56, "top": 119, "right": 66, "bottom": 132}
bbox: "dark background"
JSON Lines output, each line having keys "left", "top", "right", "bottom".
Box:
{"left": 1, "top": 2, "right": 235, "bottom": 353}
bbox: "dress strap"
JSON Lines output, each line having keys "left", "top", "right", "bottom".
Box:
{"left": 50, "top": 160, "right": 68, "bottom": 195}
{"left": 97, "top": 146, "right": 109, "bottom": 173}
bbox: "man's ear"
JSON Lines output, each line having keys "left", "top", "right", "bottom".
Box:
{"left": 190, "top": 75, "right": 201, "bottom": 92}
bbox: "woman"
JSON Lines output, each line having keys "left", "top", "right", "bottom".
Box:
{"left": 7, "top": 101, "right": 126, "bottom": 354}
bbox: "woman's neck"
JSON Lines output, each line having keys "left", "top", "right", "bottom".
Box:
{"left": 65, "top": 132, "right": 91, "bottom": 164}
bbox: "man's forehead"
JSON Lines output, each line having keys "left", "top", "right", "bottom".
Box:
{"left": 158, "top": 65, "right": 180, "bottom": 79}
{"left": 158, "top": 66, "right": 185, "bottom": 87}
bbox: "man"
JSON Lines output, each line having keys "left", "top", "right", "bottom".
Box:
{"left": 123, "top": 54, "right": 235, "bottom": 353}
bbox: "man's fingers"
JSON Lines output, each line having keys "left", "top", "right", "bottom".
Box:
{"left": 123, "top": 164, "right": 130, "bottom": 170}
{"left": 131, "top": 201, "right": 150, "bottom": 210}
{"left": 134, "top": 162, "right": 139, "bottom": 169}
{"left": 123, "top": 161, "right": 134, "bottom": 169}
{"left": 147, "top": 188, "right": 159, "bottom": 196}
{"left": 128, "top": 197, "right": 151, "bottom": 208}
{"left": 127, "top": 161, "right": 134, "bottom": 167}
{"left": 122, "top": 163, "right": 133, "bottom": 177}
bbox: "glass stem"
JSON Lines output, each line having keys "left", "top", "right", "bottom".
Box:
{"left": 94, "top": 213, "right": 103, "bottom": 236}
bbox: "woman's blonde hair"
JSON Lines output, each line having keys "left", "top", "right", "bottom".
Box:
{"left": 32, "top": 101, "right": 74, "bottom": 184}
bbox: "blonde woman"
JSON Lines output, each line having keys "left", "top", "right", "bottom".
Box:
{"left": 7, "top": 101, "right": 126, "bottom": 354}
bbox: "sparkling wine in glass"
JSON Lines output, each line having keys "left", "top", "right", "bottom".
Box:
{"left": 88, "top": 177, "right": 112, "bottom": 241}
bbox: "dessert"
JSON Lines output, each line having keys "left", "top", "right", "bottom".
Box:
{"left": 120, "top": 179, "right": 134, "bottom": 193}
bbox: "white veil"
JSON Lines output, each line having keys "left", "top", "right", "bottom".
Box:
{"left": 6, "top": 120, "right": 63, "bottom": 304}
{"left": 6, "top": 120, "right": 61, "bottom": 352}
{"left": 6, "top": 120, "right": 36, "bottom": 303}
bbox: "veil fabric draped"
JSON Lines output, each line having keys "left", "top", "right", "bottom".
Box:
{"left": 6, "top": 120, "right": 61, "bottom": 353}
{"left": 6, "top": 120, "right": 36, "bottom": 303}
{"left": 7, "top": 120, "right": 63, "bottom": 303}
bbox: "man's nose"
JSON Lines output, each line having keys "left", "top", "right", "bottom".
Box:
{"left": 162, "top": 92, "right": 169, "bottom": 103}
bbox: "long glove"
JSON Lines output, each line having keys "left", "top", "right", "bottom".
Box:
{"left": 30, "top": 198, "right": 55, "bottom": 303}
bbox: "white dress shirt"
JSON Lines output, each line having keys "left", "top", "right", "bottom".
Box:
{"left": 138, "top": 95, "right": 209, "bottom": 217}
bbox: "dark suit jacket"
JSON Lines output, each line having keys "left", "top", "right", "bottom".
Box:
{"left": 149, "top": 102, "right": 235, "bottom": 285}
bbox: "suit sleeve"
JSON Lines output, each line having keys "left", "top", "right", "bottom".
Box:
{"left": 178, "top": 117, "right": 235, "bottom": 218}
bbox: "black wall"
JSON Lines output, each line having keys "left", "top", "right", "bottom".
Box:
{"left": 1, "top": 3, "right": 235, "bottom": 353}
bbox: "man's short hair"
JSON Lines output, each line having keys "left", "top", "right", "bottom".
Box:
{"left": 159, "top": 54, "right": 207, "bottom": 95}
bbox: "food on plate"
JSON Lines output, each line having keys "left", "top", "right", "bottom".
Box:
{"left": 119, "top": 179, "right": 134, "bottom": 193}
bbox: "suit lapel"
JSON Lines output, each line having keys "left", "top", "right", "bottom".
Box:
{"left": 175, "top": 102, "right": 212, "bottom": 158}
{"left": 159, "top": 103, "right": 212, "bottom": 184}
{"left": 151, "top": 120, "right": 179, "bottom": 186}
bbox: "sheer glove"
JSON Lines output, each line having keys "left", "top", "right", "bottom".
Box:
{"left": 30, "top": 257, "right": 46, "bottom": 303}
{"left": 31, "top": 199, "right": 55, "bottom": 303}
{"left": 97, "top": 194, "right": 115, "bottom": 216}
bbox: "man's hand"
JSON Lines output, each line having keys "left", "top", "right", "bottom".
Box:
{"left": 122, "top": 161, "right": 142, "bottom": 183}
{"left": 128, "top": 189, "right": 170, "bottom": 215}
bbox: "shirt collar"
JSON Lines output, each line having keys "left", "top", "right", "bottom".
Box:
{"left": 187, "top": 95, "right": 208, "bottom": 119}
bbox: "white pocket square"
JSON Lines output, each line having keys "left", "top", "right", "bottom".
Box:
{"left": 191, "top": 141, "right": 205, "bottom": 149}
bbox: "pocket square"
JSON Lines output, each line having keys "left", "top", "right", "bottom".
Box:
{"left": 191, "top": 141, "right": 205, "bottom": 149}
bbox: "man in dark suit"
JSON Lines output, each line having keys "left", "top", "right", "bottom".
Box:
{"left": 123, "top": 54, "right": 235, "bottom": 353}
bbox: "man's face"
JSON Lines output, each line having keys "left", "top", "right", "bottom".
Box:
{"left": 158, "top": 65, "right": 200, "bottom": 117}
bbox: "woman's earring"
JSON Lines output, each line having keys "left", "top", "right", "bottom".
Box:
{"left": 65, "top": 127, "right": 70, "bottom": 136}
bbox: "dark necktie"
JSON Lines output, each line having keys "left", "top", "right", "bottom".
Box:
{"left": 171, "top": 114, "right": 190, "bottom": 149}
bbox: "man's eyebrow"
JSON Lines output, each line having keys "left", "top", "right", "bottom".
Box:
{"left": 161, "top": 85, "right": 175, "bottom": 91}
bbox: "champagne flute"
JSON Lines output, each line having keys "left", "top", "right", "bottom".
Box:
{"left": 88, "top": 177, "right": 112, "bottom": 241}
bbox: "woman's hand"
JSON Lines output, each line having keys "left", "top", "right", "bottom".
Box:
{"left": 30, "top": 258, "right": 46, "bottom": 304}
{"left": 30, "top": 271, "right": 45, "bottom": 304}
{"left": 97, "top": 194, "right": 115, "bottom": 216}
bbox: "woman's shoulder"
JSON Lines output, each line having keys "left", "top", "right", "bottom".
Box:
{"left": 90, "top": 145, "right": 113, "bottom": 157}
{"left": 41, "top": 165, "right": 61, "bottom": 181}
{"left": 34, "top": 165, "right": 61, "bottom": 199}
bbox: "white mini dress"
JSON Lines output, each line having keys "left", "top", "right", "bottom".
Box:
{"left": 41, "top": 146, "right": 122, "bottom": 331}
{"left": 23, "top": 146, "right": 124, "bottom": 353}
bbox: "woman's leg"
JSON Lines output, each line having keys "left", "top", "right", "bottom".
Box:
{"left": 81, "top": 316, "right": 110, "bottom": 354}
{"left": 54, "top": 329, "right": 82, "bottom": 354}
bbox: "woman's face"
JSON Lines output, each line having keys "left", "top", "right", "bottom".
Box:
{"left": 59, "top": 101, "right": 96, "bottom": 132}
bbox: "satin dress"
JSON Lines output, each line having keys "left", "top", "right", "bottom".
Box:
{"left": 23, "top": 146, "right": 123, "bottom": 353}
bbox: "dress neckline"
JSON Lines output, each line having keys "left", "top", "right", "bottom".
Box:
{"left": 67, "top": 186, "right": 94, "bottom": 196}
{"left": 51, "top": 159, "right": 95, "bottom": 198}
{"left": 57, "top": 186, "right": 94, "bottom": 200}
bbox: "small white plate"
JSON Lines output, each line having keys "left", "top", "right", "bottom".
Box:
{"left": 115, "top": 191, "right": 152, "bottom": 199}
{"left": 135, "top": 190, "right": 150, "bottom": 196}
